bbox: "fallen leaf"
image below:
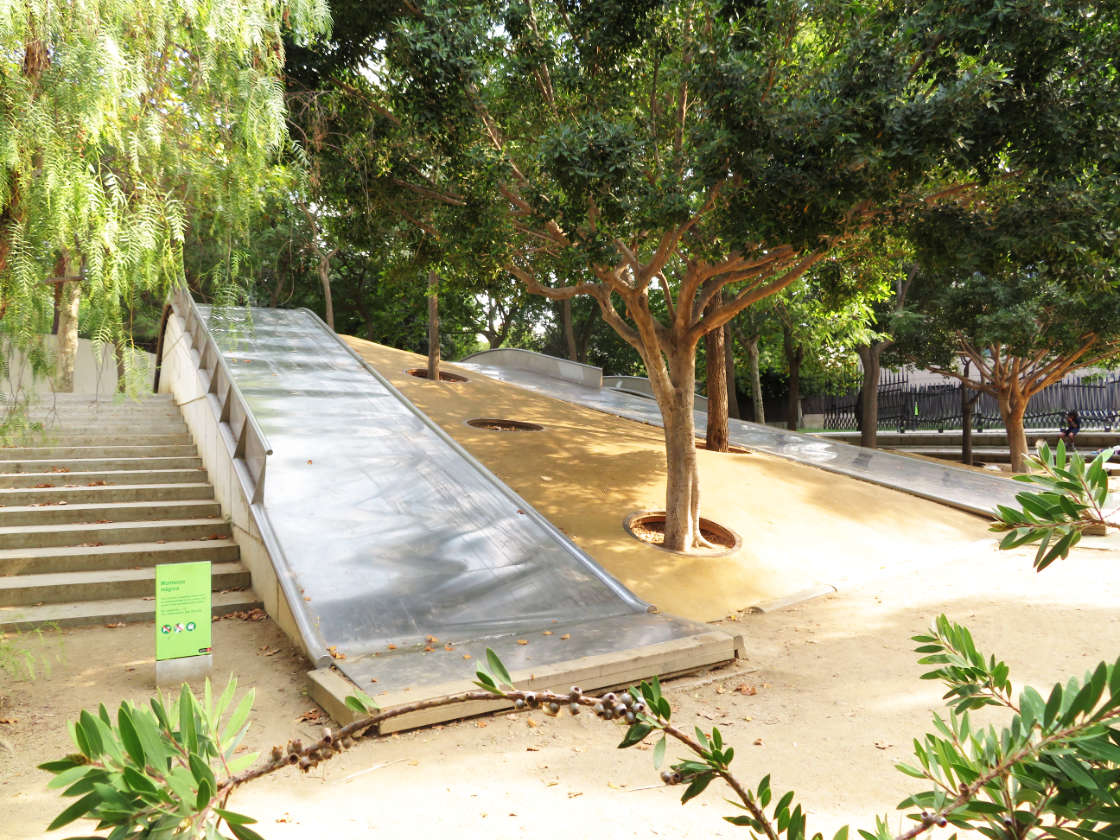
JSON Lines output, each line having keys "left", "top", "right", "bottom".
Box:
{"left": 33, "top": 483, "right": 55, "bottom": 488}
{"left": 104, "top": 622, "right": 125, "bottom": 629}
{"left": 462, "top": 653, "right": 471, "bottom": 660}
{"left": 542, "top": 630, "right": 552, "bottom": 636}
{"left": 444, "top": 643, "right": 454, "bottom": 651}
{"left": 387, "top": 644, "right": 397, "bottom": 650}
{"left": 476, "top": 721, "right": 487, "bottom": 728}
{"left": 526, "top": 718, "right": 538, "bottom": 728}
{"left": 257, "top": 646, "right": 280, "bottom": 657}
{"left": 567, "top": 792, "right": 583, "bottom": 799}
{"left": 560, "top": 634, "right": 570, "bottom": 640}
{"left": 326, "top": 646, "right": 346, "bottom": 660}
{"left": 425, "top": 635, "right": 439, "bottom": 643}
{"left": 753, "top": 738, "right": 763, "bottom": 746}
{"left": 0, "top": 717, "right": 17, "bottom": 724}
{"left": 297, "top": 709, "right": 324, "bottom": 723}
{"left": 516, "top": 639, "right": 528, "bottom": 645}
{"left": 874, "top": 741, "right": 891, "bottom": 750}
{"left": 736, "top": 684, "right": 757, "bottom": 696}
{"left": 526, "top": 746, "right": 539, "bottom": 752}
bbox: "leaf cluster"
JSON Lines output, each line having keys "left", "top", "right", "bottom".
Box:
{"left": 38, "top": 677, "right": 259, "bottom": 840}
{"left": 992, "top": 442, "right": 1117, "bottom": 570}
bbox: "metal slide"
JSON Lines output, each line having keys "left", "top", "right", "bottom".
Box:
{"left": 198, "top": 306, "right": 721, "bottom": 690}
{"left": 459, "top": 350, "right": 1024, "bottom": 516}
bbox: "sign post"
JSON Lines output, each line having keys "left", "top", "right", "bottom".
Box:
{"left": 155, "top": 561, "right": 213, "bottom": 685}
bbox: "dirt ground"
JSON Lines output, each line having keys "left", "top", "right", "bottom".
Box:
{"left": 4, "top": 526, "right": 1119, "bottom": 840}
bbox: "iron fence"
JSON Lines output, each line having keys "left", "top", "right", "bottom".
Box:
{"left": 812, "top": 373, "right": 1120, "bottom": 432}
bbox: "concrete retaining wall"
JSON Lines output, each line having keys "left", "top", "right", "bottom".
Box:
{"left": 156, "top": 309, "right": 303, "bottom": 652}
{"left": 4, "top": 337, "right": 154, "bottom": 397}
{"left": 463, "top": 348, "right": 603, "bottom": 388}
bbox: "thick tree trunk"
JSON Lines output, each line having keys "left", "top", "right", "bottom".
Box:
{"left": 783, "top": 326, "right": 802, "bottom": 431}
{"left": 745, "top": 335, "right": 764, "bottom": 424}
{"left": 114, "top": 338, "right": 128, "bottom": 393}
{"left": 856, "top": 344, "right": 882, "bottom": 448}
{"left": 318, "top": 251, "right": 334, "bottom": 331}
{"left": 427, "top": 271, "right": 440, "bottom": 381}
{"left": 54, "top": 260, "right": 80, "bottom": 393}
{"left": 724, "top": 327, "right": 740, "bottom": 420}
{"left": 961, "top": 388, "right": 974, "bottom": 466}
{"left": 960, "top": 359, "right": 973, "bottom": 466}
{"left": 704, "top": 305, "right": 729, "bottom": 452}
{"left": 656, "top": 345, "right": 702, "bottom": 552}
{"left": 997, "top": 391, "right": 1030, "bottom": 473}
{"left": 561, "top": 298, "right": 578, "bottom": 362}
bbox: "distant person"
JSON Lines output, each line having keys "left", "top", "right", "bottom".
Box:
{"left": 1059, "top": 410, "right": 1081, "bottom": 447}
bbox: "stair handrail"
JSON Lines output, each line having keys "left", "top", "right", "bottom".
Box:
{"left": 156, "top": 287, "right": 273, "bottom": 505}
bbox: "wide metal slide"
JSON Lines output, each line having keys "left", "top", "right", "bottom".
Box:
{"left": 196, "top": 306, "right": 731, "bottom": 699}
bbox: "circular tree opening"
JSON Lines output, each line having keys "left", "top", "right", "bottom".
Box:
{"left": 695, "top": 439, "right": 751, "bottom": 454}
{"left": 624, "top": 511, "right": 740, "bottom": 555}
{"left": 407, "top": 368, "right": 469, "bottom": 382}
{"left": 466, "top": 418, "right": 544, "bottom": 432}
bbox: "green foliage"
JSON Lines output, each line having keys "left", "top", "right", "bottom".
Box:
{"left": 991, "top": 442, "right": 1117, "bottom": 570}
{"left": 0, "top": 621, "right": 61, "bottom": 681}
{"left": 0, "top": 0, "right": 330, "bottom": 369}
{"left": 901, "top": 616, "right": 1120, "bottom": 840}
{"left": 39, "top": 676, "right": 258, "bottom": 839}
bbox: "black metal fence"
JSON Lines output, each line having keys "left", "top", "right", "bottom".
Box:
{"left": 809, "top": 372, "right": 1120, "bottom": 432}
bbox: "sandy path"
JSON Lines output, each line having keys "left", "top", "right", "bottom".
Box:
{"left": 4, "top": 530, "right": 1118, "bottom": 840}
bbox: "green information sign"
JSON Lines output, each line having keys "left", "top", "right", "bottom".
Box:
{"left": 155, "top": 562, "right": 212, "bottom": 661}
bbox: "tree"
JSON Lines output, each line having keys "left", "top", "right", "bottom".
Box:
{"left": 353, "top": 0, "right": 1118, "bottom": 550}
{"left": 0, "top": 0, "right": 330, "bottom": 390}
{"left": 896, "top": 177, "right": 1120, "bottom": 472}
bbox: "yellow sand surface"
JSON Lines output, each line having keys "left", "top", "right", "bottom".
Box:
{"left": 342, "top": 337, "right": 991, "bottom": 621}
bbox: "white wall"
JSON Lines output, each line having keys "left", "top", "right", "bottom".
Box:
{"left": 3, "top": 336, "right": 155, "bottom": 397}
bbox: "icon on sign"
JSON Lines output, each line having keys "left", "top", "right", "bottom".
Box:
{"left": 186, "top": 621, "right": 196, "bottom": 632}
{"left": 160, "top": 625, "right": 172, "bottom": 634}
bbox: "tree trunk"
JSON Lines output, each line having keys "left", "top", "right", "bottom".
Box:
{"left": 655, "top": 344, "right": 702, "bottom": 552}
{"left": 856, "top": 344, "right": 882, "bottom": 448}
{"left": 724, "top": 324, "right": 740, "bottom": 420}
{"left": 54, "top": 255, "right": 80, "bottom": 393}
{"left": 318, "top": 250, "right": 334, "bottom": 331}
{"left": 561, "top": 298, "right": 578, "bottom": 362}
{"left": 783, "top": 326, "right": 802, "bottom": 431}
{"left": 114, "top": 338, "right": 128, "bottom": 394}
{"left": 746, "top": 335, "right": 764, "bottom": 424}
{"left": 427, "top": 271, "right": 440, "bottom": 381}
{"left": 961, "top": 388, "right": 974, "bottom": 467}
{"left": 960, "top": 359, "right": 973, "bottom": 466}
{"left": 997, "top": 391, "right": 1030, "bottom": 473}
{"left": 704, "top": 305, "right": 729, "bottom": 452}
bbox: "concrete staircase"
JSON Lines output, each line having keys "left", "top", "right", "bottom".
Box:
{"left": 0, "top": 393, "right": 259, "bottom": 631}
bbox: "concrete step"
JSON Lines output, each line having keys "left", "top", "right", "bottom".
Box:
{"left": 0, "top": 499, "right": 222, "bottom": 527}
{"left": 0, "top": 468, "right": 206, "bottom": 489}
{"left": 0, "top": 517, "right": 231, "bottom": 550}
{"left": 0, "top": 456, "right": 202, "bottom": 474}
{"left": 0, "top": 561, "right": 250, "bottom": 606}
{"left": 0, "top": 588, "right": 260, "bottom": 631}
{"left": 0, "top": 537, "right": 240, "bottom": 575}
{"left": 0, "top": 444, "right": 199, "bottom": 460}
{"left": 17, "top": 433, "right": 193, "bottom": 446}
{"left": 17, "top": 393, "right": 174, "bottom": 404}
{"left": 16, "top": 417, "right": 186, "bottom": 431}
{"left": 0, "top": 482, "right": 214, "bottom": 506}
